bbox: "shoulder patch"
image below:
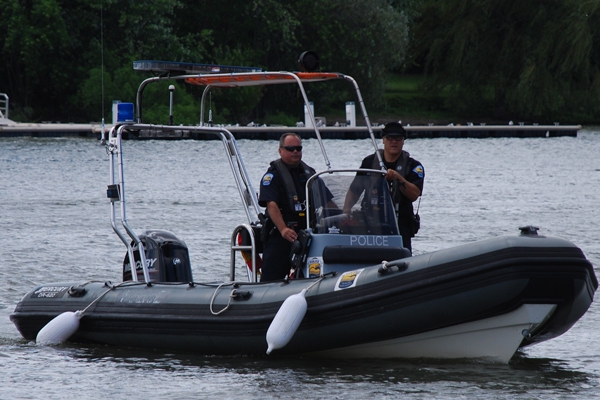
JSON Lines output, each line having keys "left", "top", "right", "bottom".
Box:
{"left": 262, "top": 173, "right": 274, "bottom": 186}
{"left": 413, "top": 165, "right": 424, "bottom": 178}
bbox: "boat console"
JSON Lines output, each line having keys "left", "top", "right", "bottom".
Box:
{"left": 292, "top": 171, "right": 410, "bottom": 278}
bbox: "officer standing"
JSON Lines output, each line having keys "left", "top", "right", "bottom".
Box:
{"left": 343, "top": 122, "right": 424, "bottom": 253}
{"left": 258, "top": 133, "right": 315, "bottom": 281}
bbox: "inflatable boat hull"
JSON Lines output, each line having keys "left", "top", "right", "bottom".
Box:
{"left": 11, "top": 234, "right": 596, "bottom": 362}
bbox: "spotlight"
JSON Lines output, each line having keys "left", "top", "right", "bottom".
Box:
{"left": 298, "top": 51, "right": 320, "bottom": 72}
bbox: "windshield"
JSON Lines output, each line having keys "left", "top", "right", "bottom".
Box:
{"left": 309, "top": 172, "right": 399, "bottom": 236}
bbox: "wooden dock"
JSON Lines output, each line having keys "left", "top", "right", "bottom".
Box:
{"left": 0, "top": 121, "right": 582, "bottom": 139}
{"left": 0, "top": 121, "right": 104, "bottom": 138}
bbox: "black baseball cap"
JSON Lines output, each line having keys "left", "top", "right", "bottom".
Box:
{"left": 381, "top": 122, "right": 406, "bottom": 138}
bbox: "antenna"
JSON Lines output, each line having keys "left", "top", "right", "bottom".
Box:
{"left": 100, "top": 1, "right": 106, "bottom": 143}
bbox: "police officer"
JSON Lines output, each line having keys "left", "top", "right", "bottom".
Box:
{"left": 343, "top": 122, "right": 424, "bottom": 253}
{"left": 259, "top": 133, "right": 315, "bottom": 281}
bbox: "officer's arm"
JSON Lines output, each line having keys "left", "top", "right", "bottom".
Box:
{"left": 399, "top": 180, "right": 421, "bottom": 202}
{"left": 342, "top": 190, "right": 360, "bottom": 214}
{"left": 386, "top": 169, "right": 421, "bottom": 202}
{"left": 266, "top": 201, "right": 297, "bottom": 242}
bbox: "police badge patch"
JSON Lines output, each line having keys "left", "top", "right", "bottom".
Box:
{"left": 262, "top": 173, "right": 274, "bottom": 186}
{"left": 413, "top": 165, "right": 424, "bottom": 178}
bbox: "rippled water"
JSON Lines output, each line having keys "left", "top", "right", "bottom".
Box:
{"left": 1, "top": 129, "right": 599, "bottom": 399}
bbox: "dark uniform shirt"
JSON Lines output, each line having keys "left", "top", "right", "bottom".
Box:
{"left": 258, "top": 159, "right": 333, "bottom": 281}
{"left": 259, "top": 161, "right": 313, "bottom": 230}
{"left": 258, "top": 160, "right": 315, "bottom": 282}
{"left": 357, "top": 151, "right": 424, "bottom": 222}
{"left": 349, "top": 150, "right": 424, "bottom": 253}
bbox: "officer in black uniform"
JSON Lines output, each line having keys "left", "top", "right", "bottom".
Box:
{"left": 343, "top": 122, "right": 424, "bottom": 253}
{"left": 259, "top": 133, "right": 316, "bottom": 282}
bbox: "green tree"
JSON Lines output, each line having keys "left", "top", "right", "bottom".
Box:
{"left": 0, "top": 0, "right": 184, "bottom": 122}
{"left": 0, "top": 0, "right": 413, "bottom": 123}
{"left": 74, "top": 0, "right": 185, "bottom": 122}
{"left": 291, "top": 0, "right": 409, "bottom": 112}
{"left": 413, "top": 0, "right": 600, "bottom": 121}
{"left": 172, "top": 0, "right": 411, "bottom": 123}
{"left": 0, "top": 0, "right": 72, "bottom": 120}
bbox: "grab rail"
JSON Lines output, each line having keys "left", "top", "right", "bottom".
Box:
{"left": 230, "top": 224, "right": 259, "bottom": 282}
{"left": 0, "top": 93, "right": 8, "bottom": 119}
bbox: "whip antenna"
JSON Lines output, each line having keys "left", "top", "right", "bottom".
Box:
{"left": 100, "top": 1, "right": 106, "bottom": 143}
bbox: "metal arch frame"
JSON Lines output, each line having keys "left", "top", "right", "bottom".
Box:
{"left": 103, "top": 122, "right": 264, "bottom": 282}
{"left": 101, "top": 67, "right": 385, "bottom": 282}
{"left": 133, "top": 70, "right": 383, "bottom": 173}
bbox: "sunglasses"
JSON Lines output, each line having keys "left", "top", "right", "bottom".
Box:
{"left": 282, "top": 145, "right": 303, "bottom": 152}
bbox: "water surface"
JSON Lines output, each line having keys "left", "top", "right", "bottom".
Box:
{"left": 1, "top": 129, "right": 599, "bottom": 399}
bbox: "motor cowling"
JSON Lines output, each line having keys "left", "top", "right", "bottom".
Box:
{"left": 123, "top": 229, "right": 193, "bottom": 283}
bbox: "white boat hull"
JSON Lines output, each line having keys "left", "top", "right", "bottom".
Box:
{"left": 309, "top": 304, "right": 556, "bottom": 363}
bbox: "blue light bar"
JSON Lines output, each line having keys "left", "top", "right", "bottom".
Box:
{"left": 133, "top": 60, "right": 262, "bottom": 74}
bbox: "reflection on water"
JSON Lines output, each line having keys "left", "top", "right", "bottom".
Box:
{"left": 1, "top": 343, "right": 596, "bottom": 399}
{"left": 1, "top": 131, "right": 600, "bottom": 398}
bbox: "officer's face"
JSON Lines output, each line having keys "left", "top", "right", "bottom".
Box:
{"left": 383, "top": 135, "right": 404, "bottom": 156}
{"left": 279, "top": 135, "right": 302, "bottom": 167}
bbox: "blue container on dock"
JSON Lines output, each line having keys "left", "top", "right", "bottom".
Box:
{"left": 117, "top": 102, "right": 134, "bottom": 122}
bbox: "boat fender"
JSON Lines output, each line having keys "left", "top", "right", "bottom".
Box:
{"left": 36, "top": 310, "right": 82, "bottom": 346}
{"left": 266, "top": 288, "right": 308, "bottom": 354}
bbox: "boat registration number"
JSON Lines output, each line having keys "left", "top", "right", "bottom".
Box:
{"left": 31, "top": 286, "right": 70, "bottom": 299}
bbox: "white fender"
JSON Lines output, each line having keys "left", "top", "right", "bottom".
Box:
{"left": 266, "top": 288, "right": 308, "bottom": 354}
{"left": 36, "top": 310, "right": 82, "bottom": 345}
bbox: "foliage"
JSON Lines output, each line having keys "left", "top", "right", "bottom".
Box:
{"left": 412, "top": 0, "right": 600, "bottom": 121}
{"left": 0, "top": 0, "right": 185, "bottom": 122}
{"left": 0, "top": 0, "right": 410, "bottom": 123}
{"left": 287, "top": 0, "right": 409, "bottom": 112}
{"left": 171, "top": 0, "right": 410, "bottom": 123}
{"left": 3, "top": 0, "right": 600, "bottom": 124}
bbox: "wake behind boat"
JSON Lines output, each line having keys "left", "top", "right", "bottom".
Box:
{"left": 10, "top": 54, "right": 597, "bottom": 363}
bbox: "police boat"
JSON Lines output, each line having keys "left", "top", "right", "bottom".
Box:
{"left": 10, "top": 55, "right": 597, "bottom": 363}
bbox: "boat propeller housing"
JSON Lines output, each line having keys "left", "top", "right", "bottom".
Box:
{"left": 123, "top": 229, "right": 193, "bottom": 282}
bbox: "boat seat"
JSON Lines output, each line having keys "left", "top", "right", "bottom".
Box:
{"left": 323, "top": 245, "right": 411, "bottom": 264}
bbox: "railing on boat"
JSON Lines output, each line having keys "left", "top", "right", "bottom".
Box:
{"left": 104, "top": 123, "right": 263, "bottom": 283}
{"left": 0, "top": 93, "right": 8, "bottom": 119}
{"left": 131, "top": 68, "right": 391, "bottom": 173}
{"left": 230, "top": 224, "right": 260, "bottom": 282}
{"left": 103, "top": 60, "right": 388, "bottom": 284}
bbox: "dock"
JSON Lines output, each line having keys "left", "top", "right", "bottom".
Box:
{"left": 0, "top": 120, "right": 582, "bottom": 140}
{"left": 0, "top": 121, "right": 104, "bottom": 138}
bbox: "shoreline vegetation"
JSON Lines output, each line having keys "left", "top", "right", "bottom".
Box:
{"left": 2, "top": 2, "right": 599, "bottom": 127}
{"left": 0, "top": 72, "right": 584, "bottom": 128}
{"left": 324, "top": 74, "right": 574, "bottom": 128}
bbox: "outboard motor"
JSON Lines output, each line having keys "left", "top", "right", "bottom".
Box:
{"left": 123, "top": 229, "right": 193, "bottom": 283}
